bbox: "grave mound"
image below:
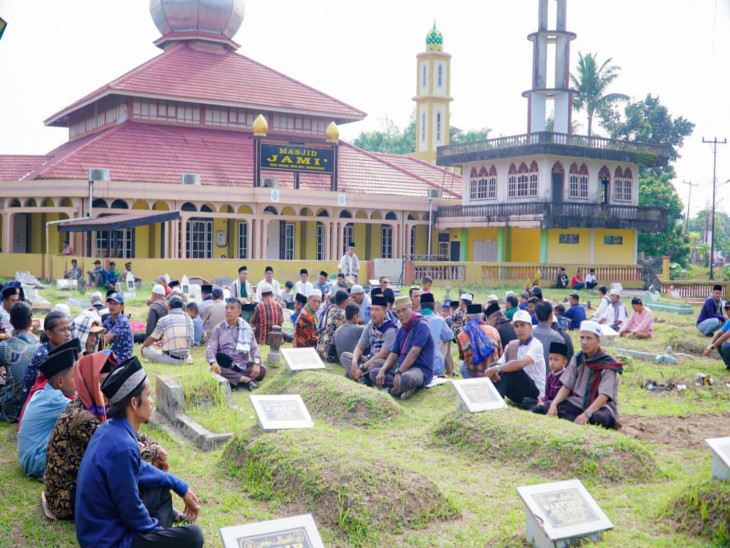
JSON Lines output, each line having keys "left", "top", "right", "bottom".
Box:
{"left": 222, "top": 429, "right": 458, "bottom": 544}
{"left": 667, "top": 481, "right": 730, "bottom": 544}
{"left": 270, "top": 371, "right": 402, "bottom": 427}
{"left": 431, "top": 409, "right": 656, "bottom": 483}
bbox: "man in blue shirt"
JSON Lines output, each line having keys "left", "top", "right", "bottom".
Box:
{"left": 371, "top": 296, "right": 434, "bottom": 400}
{"left": 419, "top": 293, "right": 454, "bottom": 377}
{"left": 312, "top": 271, "right": 332, "bottom": 302}
{"left": 76, "top": 357, "right": 203, "bottom": 548}
{"left": 104, "top": 261, "right": 120, "bottom": 289}
{"left": 563, "top": 293, "right": 587, "bottom": 331}
{"left": 697, "top": 285, "right": 726, "bottom": 336}
{"left": 0, "top": 302, "right": 39, "bottom": 422}
{"left": 103, "top": 293, "right": 134, "bottom": 362}
{"left": 703, "top": 301, "right": 730, "bottom": 369}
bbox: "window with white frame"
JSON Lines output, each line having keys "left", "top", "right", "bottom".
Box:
{"left": 487, "top": 176, "right": 497, "bottom": 199}
{"left": 508, "top": 175, "right": 516, "bottom": 197}
{"left": 186, "top": 218, "right": 212, "bottom": 258}
{"left": 381, "top": 225, "right": 393, "bottom": 258}
{"left": 342, "top": 223, "right": 354, "bottom": 255}
{"left": 237, "top": 221, "right": 248, "bottom": 259}
{"left": 614, "top": 178, "right": 624, "bottom": 201}
{"left": 316, "top": 223, "right": 325, "bottom": 260}
{"left": 622, "top": 169, "right": 633, "bottom": 201}
{"left": 517, "top": 174, "right": 529, "bottom": 197}
{"left": 95, "top": 227, "right": 134, "bottom": 258}
{"left": 569, "top": 163, "right": 588, "bottom": 198}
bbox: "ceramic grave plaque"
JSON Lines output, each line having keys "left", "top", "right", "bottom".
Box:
{"left": 705, "top": 437, "right": 730, "bottom": 481}
{"left": 220, "top": 514, "right": 324, "bottom": 548}
{"left": 281, "top": 347, "right": 326, "bottom": 371}
{"left": 452, "top": 378, "right": 507, "bottom": 412}
{"left": 250, "top": 394, "right": 314, "bottom": 430}
{"left": 516, "top": 479, "right": 613, "bottom": 548}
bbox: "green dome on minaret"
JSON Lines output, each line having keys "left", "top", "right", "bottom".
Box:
{"left": 425, "top": 22, "right": 443, "bottom": 52}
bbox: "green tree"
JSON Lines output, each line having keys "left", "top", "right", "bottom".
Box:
{"left": 569, "top": 52, "right": 628, "bottom": 136}
{"left": 449, "top": 126, "right": 491, "bottom": 143}
{"left": 638, "top": 171, "right": 690, "bottom": 265}
{"left": 688, "top": 209, "right": 730, "bottom": 264}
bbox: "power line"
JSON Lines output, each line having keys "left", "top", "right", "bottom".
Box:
{"left": 682, "top": 180, "right": 698, "bottom": 234}
{"left": 702, "top": 137, "right": 727, "bottom": 280}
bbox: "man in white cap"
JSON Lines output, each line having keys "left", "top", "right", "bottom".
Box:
{"left": 89, "top": 291, "right": 104, "bottom": 313}
{"left": 145, "top": 284, "right": 168, "bottom": 340}
{"left": 250, "top": 282, "right": 284, "bottom": 345}
{"left": 600, "top": 288, "right": 627, "bottom": 331}
{"left": 484, "top": 309, "right": 545, "bottom": 407}
{"left": 293, "top": 289, "right": 322, "bottom": 348}
{"left": 547, "top": 320, "right": 623, "bottom": 429}
{"left": 349, "top": 285, "right": 371, "bottom": 324}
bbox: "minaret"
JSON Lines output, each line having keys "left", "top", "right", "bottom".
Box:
{"left": 522, "top": 0, "right": 576, "bottom": 134}
{"left": 410, "top": 23, "right": 453, "bottom": 164}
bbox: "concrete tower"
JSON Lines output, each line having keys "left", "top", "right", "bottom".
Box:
{"left": 523, "top": 0, "right": 576, "bottom": 134}
{"left": 411, "top": 23, "right": 453, "bottom": 164}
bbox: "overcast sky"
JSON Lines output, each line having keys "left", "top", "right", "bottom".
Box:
{"left": 1, "top": 0, "right": 729, "bottom": 216}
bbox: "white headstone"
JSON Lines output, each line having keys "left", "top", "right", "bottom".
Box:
{"left": 281, "top": 347, "right": 326, "bottom": 372}
{"left": 705, "top": 437, "right": 730, "bottom": 481}
{"left": 516, "top": 479, "right": 613, "bottom": 548}
{"left": 56, "top": 279, "right": 78, "bottom": 290}
{"left": 610, "top": 283, "right": 623, "bottom": 292}
{"left": 181, "top": 275, "right": 190, "bottom": 295}
{"left": 126, "top": 271, "right": 135, "bottom": 291}
{"left": 187, "top": 284, "right": 202, "bottom": 303}
{"left": 452, "top": 378, "right": 507, "bottom": 412}
{"left": 219, "top": 514, "right": 324, "bottom": 548}
{"left": 250, "top": 394, "right": 314, "bottom": 431}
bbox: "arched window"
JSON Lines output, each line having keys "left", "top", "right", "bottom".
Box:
{"left": 181, "top": 202, "right": 197, "bottom": 212}
{"left": 436, "top": 112, "right": 442, "bottom": 142}
{"left": 615, "top": 167, "right": 633, "bottom": 202}
{"left": 111, "top": 199, "right": 128, "bottom": 209}
{"left": 515, "top": 163, "right": 530, "bottom": 197}
{"left": 568, "top": 163, "right": 588, "bottom": 199}
{"left": 469, "top": 167, "right": 479, "bottom": 200}
{"left": 385, "top": 211, "right": 397, "bottom": 220}
{"left": 579, "top": 164, "right": 589, "bottom": 198}
{"left": 487, "top": 165, "right": 497, "bottom": 199}
{"left": 614, "top": 167, "right": 625, "bottom": 201}
{"left": 529, "top": 161, "right": 539, "bottom": 196}
{"left": 92, "top": 198, "right": 108, "bottom": 209}
{"left": 508, "top": 164, "right": 517, "bottom": 197}
{"left": 599, "top": 166, "right": 611, "bottom": 204}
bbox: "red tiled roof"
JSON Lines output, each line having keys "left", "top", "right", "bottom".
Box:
{"left": 0, "top": 155, "right": 47, "bottom": 181}
{"left": 45, "top": 43, "right": 366, "bottom": 126}
{"left": 10, "top": 121, "right": 460, "bottom": 199}
{"left": 373, "top": 152, "right": 462, "bottom": 197}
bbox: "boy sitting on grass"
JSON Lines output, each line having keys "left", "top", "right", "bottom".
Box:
{"left": 523, "top": 341, "right": 568, "bottom": 414}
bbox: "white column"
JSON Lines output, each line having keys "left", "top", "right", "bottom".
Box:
{"left": 179, "top": 218, "right": 187, "bottom": 259}
{"left": 260, "top": 219, "right": 268, "bottom": 260}
{"left": 589, "top": 228, "right": 595, "bottom": 264}
{"left": 246, "top": 218, "right": 253, "bottom": 259}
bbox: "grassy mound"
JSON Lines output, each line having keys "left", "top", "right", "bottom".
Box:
{"left": 222, "top": 428, "right": 458, "bottom": 545}
{"left": 268, "top": 370, "right": 402, "bottom": 428}
{"left": 431, "top": 408, "right": 657, "bottom": 483}
{"left": 667, "top": 481, "right": 730, "bottom": 545}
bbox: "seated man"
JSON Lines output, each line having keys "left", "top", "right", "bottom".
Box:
{"left": 556, "top": 267, "right": 569, "bottom": 289}
{"left": 104, "top": 261, "right": 120, "bottom": 290}
{"left": 186, "top": 302, "right": 203, "bottom": 346}
{"left": 488, "top": 310, "right": 516, "bottom": 349}
{"left": 281, "top": 280, "right": 295, "bottom": 310}
{"left": 563, "top": 293, "right": 586, "bottom": 331}
{"left": 45, "top": 352, "right": 166, "bottom": 520}
{"left": 420, "top": 293, "right": 455, "bottom": 377}
{"left": 619, "top": 296, "right": 654, "bottom": 339}
{"left": 293, "top": 289, "right": 322, "bottom": 348}
{"left": 294, "top": 269, "right": 313, "bottom": 297}
{"left": 590, "top": 285, "right": 611, "bottom": 324}
{"left": 124, "top": 261, "right": 142, "bottom": 283}
{"left": 75, "top": 358, "right": 203, "bottom": 548}
{"left": 333, "top": 303, "right": 364, "bottom": 364}
{"left": 66, "top": 259, "right": 82, "bottom": 280}
{"left": 585, "top": 268, "right": 598, "bottom": 289}
{"left": 483, "top": 310, "right": 545, "bottom": 407}
{"left": 206, "top": 298, "right": 265, "bottom": 390}
{"left": 250, "top": 282, "right": 284, "bottom": 345}
{"left": 142, "top": 297, "right": 194, "bottom": 364}
{"left": 697, "top": 285, "right": 725, "bottom": 336}
{"left": 334, "top": 273, "right": 352, "bottom": 292}
{"left": 350, "top": 285, "right": 371, "bottom": 325}
{"left": 103, "top": 293, "right": 134, "bottom": 363}
{"left": 87, "top": 260, "right": 105, "bottom": 287}
{"left": 317, "top": 289, "right": 348, "bottom": 361}
{"left": 504, "top": 294, "right": 519, "bottom": 321}
{"left": 145, "top": 285, "right": 169, "bottom": 339}
{"left": 341, "top": 296, "right": 397, "bottom": 384}
{"left": 703, "top": 302, "right": 730, "bottom": 369}
{"left": 201, "top": 287, "right": 226, "bottom": 338}
{"left": 370, "top": 296, "right": 434, "bottom": 400}
{"left": 312, "top": 271, "right": 332, "bottom": 302}
{"left": 524, "top": 341, "right": 569, "bottom": 414}
{"left": 18, "top": 347, "right": 77, "bottom": 478}
{"left": 459, "top": 304, "right": 499, "bottom": 378}
{"left": 600, "top": 288, "right": 627, "bottom": 331}
{"left": 548, "top": 321, "right": 623, "bottom": 429}
{"left": 0, "top": 302, "right": 40, "bottom": 422}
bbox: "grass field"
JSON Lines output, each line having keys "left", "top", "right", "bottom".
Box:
{"left": 1, "top": 283, "right": 729, "bottom": 547}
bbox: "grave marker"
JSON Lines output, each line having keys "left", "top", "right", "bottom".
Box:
{"left": 281, "top": 347, "right": 326, "bottom": 372}
{"left": 219, "top": 514, "right": 324, "bottom": 548}
{"left": 250, "top": 394, "right": 314, "bottom": 430}
{"left": 452, "top": 378, "right": 507, "bottom": 412}
{"left": 705, "top": 437, "right": 730, "bottom": 481}
{"left": 516, "top": 479, "right": 613, "bottom": 548}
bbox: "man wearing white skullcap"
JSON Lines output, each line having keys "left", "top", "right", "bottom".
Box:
{"left": 547, "top": 320, "right": 623, "bottom": 429}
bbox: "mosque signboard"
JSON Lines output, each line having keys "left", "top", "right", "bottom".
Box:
{"left": 219, "top": 513, "right": 325, "bottom": 548}
{"left": 259, "top": 141, "right": 336, "bottom": 175}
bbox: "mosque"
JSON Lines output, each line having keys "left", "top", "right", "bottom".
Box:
{"left": 0, "top": 0, "right": 667, "bottom": 284}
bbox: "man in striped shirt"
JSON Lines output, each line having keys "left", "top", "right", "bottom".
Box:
{"left": 250, "top": 283, "right": 284, "bottom": 345}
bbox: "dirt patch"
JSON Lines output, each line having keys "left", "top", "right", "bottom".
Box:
{"left": 667, "top": 481, "right": 730, "bottom": 544}
{"left": 620, "top": 412, "right": 730, "bottom": 449}
{"left": 673, "top": 341, "right": 717, "bottom": 356}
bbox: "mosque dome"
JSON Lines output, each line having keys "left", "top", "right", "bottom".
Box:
{"left": 150, "top": 0, "right": 245, "bottom": 49}
{"left": 425, "top": 22, "right": 443, "bottom": 52}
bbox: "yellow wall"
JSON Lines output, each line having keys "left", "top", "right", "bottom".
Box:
{"left": 412, "top": 225, "right": 428, "bottom": 255}
{"left": 510, "top": 228, "right": 540, "bottom": 263}
{"left": 212, "top": 218, "right": 229, "bottom": 259}
{"left": 594, "top": 229, "right": 635, "bottom": 265}
{"left": 353, "top": 223, "right": 366, "bottom": 258}
{"left": 547, "top": 228, "right": 591, "bottom": 264}
{"left": 465, "top": 227, "right": 499, "bottom": 261}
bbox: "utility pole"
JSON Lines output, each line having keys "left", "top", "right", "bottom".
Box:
{"left": 702, "top": 137, "right": 727, "bottom": 280}
{"left": 682, "top": 180, "right": 698, "bottom": 234}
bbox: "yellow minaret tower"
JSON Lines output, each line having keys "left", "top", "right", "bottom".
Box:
{"left": 410, "top": 22, "right": 453, "bottom": 164}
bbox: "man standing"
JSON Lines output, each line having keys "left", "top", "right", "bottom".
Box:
{"left": 548, "top": 321, "right": 623, "bottom": 429}
{"left": 207, "top": 299, "right": 266, "bottom": 390}
{"left": 103, "top": 293, "right": 134, "bottom": 363}
{"left": 620, "top": 297, "right": 654, "bottom": 339}
{"left": 563, "top": 293, "right": 586, "bottom": 331}
{"left": 409, "top": 287, "right": 422, "bottom": 311}
{"left": 338, "top": 242, "right": 360, "bottom": 283}
{"left": 0, "top": 302, "right": 39, "bottom": 422}
{"left": 484, "top": 310, "right": 545, "bottom": 407}
{"left": 419, "top": 293, "right": 455, "bottom": 377}
{"left": 333, "top": 304, "right": 364, "bottom": 364}
{"left": 312, "top": 271, "right": 332, "bottom": 302}
{"left": 230, "top": 266, "right": 255, "bottom": 305}
{"left": 697, "top": 284, "right": 725, "bottom": 336}
{"left": 250, "top": 283, "right": 284, "bottom": 345}
{"left": 256, "top": 266, "right": 281, "bottom": 302}
{"left": 145, "top": 285, "right": 169, "bottom": 339}
{"left": 60, "top": 240, "right": 75, "bottom": 256}
{"left": 201, "top": 288, "right": 226, "bottom": 338}
{"left": 142, "top": 297, "right": 194, "bottom": 364}
{"left": 294, "top": 269, "right": 313, "bottom": 297}
{"left": 459, "top": 304, "right": 499, "bottom": 378}
{"left": 75, "top": 358, "right": 204, "bottom": 547}
{"left": 533, "top": 302, "right": 565, "bottom": 376}
{"left": 294, "top": 289, "right": 322, "bottom": 348}
{"left": 341, "top": 295, "right": 397, "bottom": 384}
{"left": 316, "top": 289, "right": 348, "bottom": 361}
{"left": 371, "top": 296, "right": 434, "bottom": 400}
{"left": 350, "top": 285, "right": 371, "bottom": 324}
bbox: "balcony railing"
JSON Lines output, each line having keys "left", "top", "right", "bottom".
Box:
{"left": 436, "top": 131, "right": 670, "bottom": 166}
{"left": 436, "top": 202, "right": 667, "bottom": 232}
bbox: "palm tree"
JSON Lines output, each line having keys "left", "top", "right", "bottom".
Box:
{"left": 570, "top": 52, "right": 628, "bottom": 136}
